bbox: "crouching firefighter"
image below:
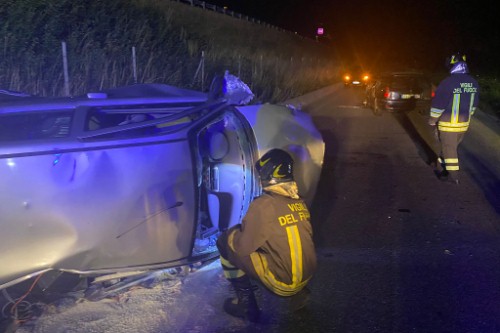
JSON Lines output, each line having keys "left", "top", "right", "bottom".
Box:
{"left": 428, "top": 52, "right": 480, "bottom": 184}
{"left": 216, "top": 149, "right": 317, "bottom": 322}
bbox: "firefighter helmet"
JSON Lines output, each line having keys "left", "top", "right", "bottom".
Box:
{"left": 446, "top": 52, "right": 466, "bottom": 69}
{"left": 255, "top": 149, "right": 294, "bottom": 186}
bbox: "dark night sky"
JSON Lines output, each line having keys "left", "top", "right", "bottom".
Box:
{"left": 208, "top": 0, "right": 499, "bottom": 74}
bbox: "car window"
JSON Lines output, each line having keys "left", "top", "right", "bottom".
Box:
{"left": 351, "top": 66, "right": 362, "bottom": 73}
{"left": 83, "top": 106, "right": 192, "bottom": 140}
{"left": 0, "top": 111, "right": 72, "bottom": 142}
{"left": 390, "top": 75, "right": 428, "bottom": 90}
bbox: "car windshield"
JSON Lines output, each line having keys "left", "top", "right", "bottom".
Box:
{"left": 348, "top": 66, "right": 363, "bottom": 74}
{"left": 388, "top": 75, "right": 428, "bottom": 90}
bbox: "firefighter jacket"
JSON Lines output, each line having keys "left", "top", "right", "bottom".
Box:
{"left": 430, "top": 70, "right": 479, "bottom": 133}
{"left": 228, "top": 189, "right": 316, "bottom": 296}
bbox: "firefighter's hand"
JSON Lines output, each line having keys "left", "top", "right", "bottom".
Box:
{"left": 428, "top": 118, "right": 437, "bottom": 126}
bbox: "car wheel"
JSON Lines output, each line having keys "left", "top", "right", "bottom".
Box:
{"left": 373, "top": 98, "right": 382, "bottom": 116}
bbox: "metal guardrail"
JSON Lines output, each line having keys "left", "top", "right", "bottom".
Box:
{"left": 171, "top": 0, "right": 297, "bottom": 36}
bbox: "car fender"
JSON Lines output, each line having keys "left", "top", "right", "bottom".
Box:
{"left": 236, "top": 103, "right": 325, "bottom": 206}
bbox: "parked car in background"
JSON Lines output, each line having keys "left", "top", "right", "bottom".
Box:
{"left": 0, "top": 72, "right": 324, "bottom": 296}
{"left": 364, "top": 71, "right": 434, "bottom": 115}
{"left": 342, "top": 66, "right": 371, "bottom": 87}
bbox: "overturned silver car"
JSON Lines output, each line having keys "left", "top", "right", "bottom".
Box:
{"left": 0, "top": 73, "right": 324, "bottom": 293}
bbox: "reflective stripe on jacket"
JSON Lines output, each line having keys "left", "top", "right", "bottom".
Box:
{"left": 430, "top": 73, "right": 479, "bottom": 133}
{"left": 231, "top": 191, "right": 316, "bottom": 296}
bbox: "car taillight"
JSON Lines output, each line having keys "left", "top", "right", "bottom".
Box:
{"left": 431, "top": 90, "right": 435, "bottom": 98}
{"left": 383, "top": 87, "right": 390, "bottom": 99}
{"left": 383, "top": 87, "right": 400, "bottom": 99}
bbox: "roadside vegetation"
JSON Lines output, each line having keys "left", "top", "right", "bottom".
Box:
{"left": 1, "top": 0, "right": 498, "bottom": 117}
{"left": 476, "top": 76, "right": 500, "bottom": 118}
{"left": 0, "top": 0, "right": 338, "bottom": 103}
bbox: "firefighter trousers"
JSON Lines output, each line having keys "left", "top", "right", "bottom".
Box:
{"left": 437, "top": 131, "right": 465, "bottom": 180}
{"left": 216, "top": 227, "right": 259, "bottom": 282}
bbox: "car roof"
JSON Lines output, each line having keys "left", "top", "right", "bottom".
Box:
{"left": 0, "top": 84, "right": 208, "bottom": 114}
{"left": 381, "top": 70, "right": 426, "bottom": 76}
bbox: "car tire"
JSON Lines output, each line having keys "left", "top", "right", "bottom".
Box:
{"left": 373, "top": 98, "right": 382, "bottom": 116}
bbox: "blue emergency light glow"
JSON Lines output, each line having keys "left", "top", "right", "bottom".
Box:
{"left": 53, "top": 153, "right": 62, "bottom": 166}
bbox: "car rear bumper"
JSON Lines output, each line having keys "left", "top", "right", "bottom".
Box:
{"left": 344, "top": 82, "right": 366, "bottom": 87}
{"left": 379, "top": 99, "right": 430, "bottom": 112}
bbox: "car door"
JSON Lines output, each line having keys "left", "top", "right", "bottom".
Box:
{"left": 195, "top": 109, "right": 257, "bottom": 236}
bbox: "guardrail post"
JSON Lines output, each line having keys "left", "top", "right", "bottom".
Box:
{"left": 132, "top": 46, "right": 138, "bottom": 84}
{"left": 193, "top": 50, "right": 205, "bottom": 91}
{"left": 260, "top": 55, "right": 263, "bottom": 76}
{"left": 61, "top": 41, "right": 70, "bottom": 96}
{"left": 201, "top": 50, "right": 205, "bottom": 91}
{"left": 238, "top": 54, "right": 241, "bottom": 77}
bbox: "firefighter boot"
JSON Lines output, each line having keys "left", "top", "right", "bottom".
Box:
{"left": 223, "top": 276, "right": 260, "bottom": 322}
{"left": 437, "top": 170, "right": 459, "bottom": 184}
{"left": 436, "top": 170, "right": 449, "bottom": 181}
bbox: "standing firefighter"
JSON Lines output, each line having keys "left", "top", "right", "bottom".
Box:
{"left": 429, "top": 53, "right": 480, "bottom": 184}
{"left": 216, "top": 149, "right": 317, "bottom": 322}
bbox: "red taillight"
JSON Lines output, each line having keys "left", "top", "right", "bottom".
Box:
{"left": 431, "top": 91, "right": 435, "bottom": 98}
{"left": 383, "top": 87, "right": 390, "bottom": 99}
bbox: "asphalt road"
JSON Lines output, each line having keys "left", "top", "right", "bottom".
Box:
{"left": 10, "top": 84, "right": 500, "bottom": 333}
{"left": 296, "top": 84, "right": 500, "bottom": 333}
{"left": 173, "top": 84, "right": 500, "bottom": 333}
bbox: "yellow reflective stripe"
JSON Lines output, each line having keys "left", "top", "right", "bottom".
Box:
{"left": 250, "top": 225, "right": 309, "bottom": 296}
{"left": 438, "top": 120, "right": 469, "bottom": 132}
{"left": 447, "top": 166, "right": 459, "bottom": 171}
{"left": 452, "top": 94, "right": 460, "bottom": 123}
{"left": 251, "top": 252, "right": 309, "bottom": 296}
{"left": 438, "top": 126, "right": 468, "bottom": 132}
{"left": 470, "top": 93, "right": 476, "bottom": 116}
{"left": 444, "top": 158, "right": 458, "bottom": 164}
{"left": 224, "top": 269, "right": 245, "bottom": 279}
{"left": 223, "top": 269, "right": 246, "bottom": 279}
{"left": 228, "top": 229, "right": 237, "bottom": 253}
{"left": 438, "top": 121, "right": 469, "bottom": 128}
{"left": 220, "top": 256, "right": 235, "bottom": 268}
{"left": 430, "top": 108, "right": 443, "bottom": 117}
{"left": 287, "top": 225, "right": 303, "bottom": 283}
{"left": 220, "top": 256, "right": 245, "bottom": 279}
